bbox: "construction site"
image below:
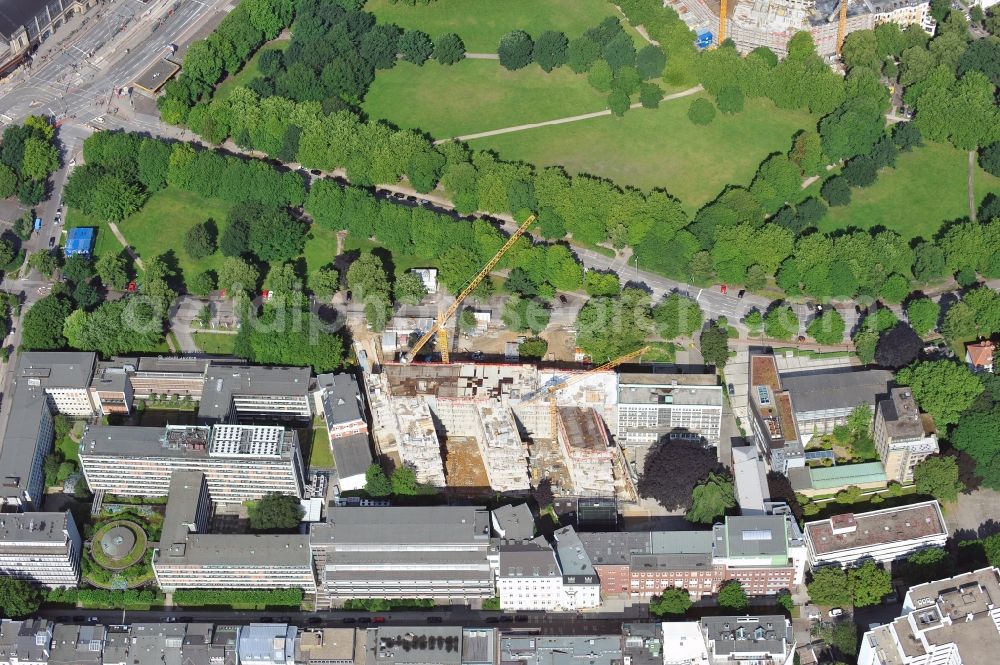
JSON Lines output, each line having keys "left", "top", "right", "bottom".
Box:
{"left": 667, "top": 0, "right": 933, "bottom": 56}
{"left": 352, "top": 216, "right": 719, "bottom": 505}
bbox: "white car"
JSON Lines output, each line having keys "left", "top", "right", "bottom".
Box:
{"left": 829, "top": 608, "right": 844, "bottom": 618}
{"left": 807, "top": 611, "right": 822, "bottom": 621}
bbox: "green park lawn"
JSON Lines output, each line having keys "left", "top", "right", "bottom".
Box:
{"left": 63, "top": 209, "right": 121, "bottom": 260}
{"left": 469, "top": 94, "right": 817, "bottom": 214}
{"left": 366, "top": 0, "right": 641, "bottom": 53}
{"left": 215, "top": 39, "right": 289, "bottom": 101}
{"left": 820, "top": 141, "right": 1000, "bottom": 240}
{"left": 116, "top": 189, "right": 233, "bottom": 289}
{"left": 309, "top": 426, "right": 334, "bottom": 470}
{"left": 192, "top": 331, "right": 237, "bottom": 355}
{"left": 363, "top": 59, "right": 613, "bottom": 139}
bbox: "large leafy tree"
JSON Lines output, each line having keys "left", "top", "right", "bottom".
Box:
{"left": 637, "top": 439, "right": 720, "bottom": 511}
{"left": 0, "top": 578, "right": 42, "bottom": 618}
{"left": 765, "top": 305, "right": 798, "bottom": 340}
{"left": 718, "top": 581, "right": 749, "bottom": 611}
{"left": 699, "top": 322, "right": 730, "bottom": 369}
{"left": 63, "top": 299, "right": 164, "bottom": 357}
{"left": 433, "top": 33, "right": 465, "bottom": 65}
{"left": 498, "top": 30, "right": 534, "bottom": 70}
{"left": 398, "top": 30, "right": 433, "bottom": 65}
{"left": 364, "top": 464, "right": 391, "bottom": 497}
{"left": 575, "top": 288, "right": 653, "bottom": 362}
{"left": 807, "top": 309, "right": 846, "bottom": 345}
{"left": 218, "top": 256, "right": 260, "bottom": 296}
{"left": 248, "top": 206, "right": 305, "bottom": 262}
{"left": 22, "top": 295, "right": 71, "bottom": 350}
{"left": 686, "top": 472, "right": 736, "bottom": 524}
{"left": 951, "top": 408, "right": 1000, "bottom": 489}
{"left": 650, "top": 588, "right": 692, "bottom": 616}
{"left": 653, "top": 293, "right": 703, "bottom": 339}
{"left": 906, "top": 297, "right": 940, "bottom": 335}
{"left": 913, "top": 455, "right": 964, "bottom": 502}
{"left": 532, "top": 31, "right": 568, "bottom": 72}
{"left": 897, "top": 360, "right": 983, "bottom": 426}
{"left": 849, "top": 560, "right": 893, "bottom": 607}
{"left": 249, "top": 493, "right": 304, "bottom": 531}
{"left": 347, "top": 253, "right": 392, "bottom": 332}
{"left": 807, "top": 567, "right": 853, "bottom": 607}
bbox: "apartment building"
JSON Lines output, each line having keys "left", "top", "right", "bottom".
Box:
{"left": 0, "top": 511, "right": 81, "bottom": 587}
{"left": 858, "top": 567, "right": 1000, "bottom": 665}
{"left": 314, "top": 373, "right": 368, "bottom": 440}
{"left": 748, "top": 353, "right": 804, "bottom": 474}
{"left": 552, "top": 526, "right": 601, "bottom": 610}
{"left": 804, "top": 501, "right": 948, "bottom": 568}
{"left": 875, "top": 388, "right": 939, "bottom": 483}
{"left": 0, "top": 352, "right": 97, "bottom": 508}
{"left": 700, "top": 616, "right": 794, "bottom": 665}
{"left": 779, "top": 367, "right": 893, "bottom": 442}
{"left": 616, "top": 370, "right": 723, "bottom": 445}
{"left": 0, "top": 619, "right": 53, "bottom": 665}
{"left": 310, "top": 506, "right": 494, "bottom": 604}
{"left": 79, "top": 424, "right": 305, "bottom": 503}
{"left": 153, "top": 472, "right": 314, "bottom": 592}
{"left": 199, "top": 365, "right": 311, "bottom": 424}
{"left": 48, "top": 624, "right": 104, "bottom": 665}
{"left": 237, "top": 625, "right": 296, "bottom": 665}
{"left": 497, "top": 540, "right": 564, "bottom": 611}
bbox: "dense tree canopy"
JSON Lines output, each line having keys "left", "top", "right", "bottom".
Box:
{"left": 249, "top": 493, "right": 304, "bottom": 531}
{"left": 897, "top": 360, "right": 983, "bottom": 426}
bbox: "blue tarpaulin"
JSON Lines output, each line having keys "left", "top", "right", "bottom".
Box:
{"left": 65, "top": 227, "right": 95, "bottom": 256}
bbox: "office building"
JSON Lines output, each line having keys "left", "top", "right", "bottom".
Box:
{"left": 0, "top": 619, "right": 52, "bottom": 665}
{"left": 0, "top": 511, "right": 81, "bottom": 587}
{"left": 780, "top": 367, "right": 893, "bottom": 441}
{"left": 294, "top": 629, "right": 364, "bottom": 665}
{"left": 804, "top": 501, "right": 948, "bottom": 568}
{"left": 712, "top": 516, "right": 804, "bottom": 596}
{"left": 79, "top": 423, "right": 305, "bottom": 503}
{"left": 129, "top": 357, "right": 212, "bottom": 399}
{"left": 497, "top": 539, "right": 564, "bottom": 611}
{"left": 616, "top": 370, "right": 723, "bottom": 445}
{"left": 199, "top": 365, "right": 311, "bottom": 423}
{"left": 88, "top": 362, "right": 133, "bottom": 416}
{"left": 500, "top": 635, "right": 623, "bottom": 665}
{"left": 48, "top": 624, "right": 104, "bottom": 665}
{"left": 310, "top": 506, "right": 494, "bottom": 605}
{"left": 0, "top": 352, "right": 97, "bottom": 508}
{"left": 552, "top": 526, "right": 601, "bottom": 609}
{"left": 748, "top": 353, "right": 804, "bottom": 474}
{"left": 152, "top": 471, "right": 313, "bottom": 592}
{"left": 858, "top": 567, "right": 1000, "bottom": 665}
{"left": 237, "top": 625, "right": 296, "bottom": 665}
{"left": 875, "top": 388, "right": 939, "bottom": 484}
{"left": 700, "top": 616, "right": 793, "bottom": 665}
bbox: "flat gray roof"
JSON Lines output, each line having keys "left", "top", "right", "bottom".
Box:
{"left": 0, "top": 511, "right": 72, "bottom": 545}
{"left": 161, "top": 471, "right": 207, "bottom": 547}
{"left": 137, "top": 357, "right": 211, "bottom": 374}
{"left": 18, "top": 351, "right": 96, "bottom": 388}
{"left": 577, "top": 531, "right": 651, "bottom": 565}
{"left": 500, "top": 635, "right": 622, "bottom": 665}
{"left": 718, "top": 516, "right": 789, "bottom": 558}
{"left": 780, "top": 367, "right": 892, "bottom": 413}
{"left": 372, "top": 627, "right": 463, "bottom": 665}
{"left": 701, "top": 616, "right": 790, "bottom": 657}
{"left": 492, "top": 503, "right": 535, "bottom": 541}
{"left": 156, "top": 533, "right": 311, "bottom": 567}
{"left": 199, "top": 365, "right": 311, "bottom": 421}
{"left": 319, "top": 506, "right": 491, "bottom": 545}
{"left": 498, "top": 542, "right": 560, "bottom": 578}
{"left": 329, "top": 433, "right": 372, "bottom": 480}
{"left": 80, "top": 425, "right": 210, "bottom": 458}
{"left": 553, "top": 526, "right": 596, "bottom": 579}
{"left": 316, "top": 373, "right": 364, "bottom": 426}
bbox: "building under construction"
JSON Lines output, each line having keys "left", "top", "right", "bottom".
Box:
{"left": 670, "top": 0, "right": 932, "bottom": 56}
{"left": 365, "top": 362, "right": 715, "bottom": 500}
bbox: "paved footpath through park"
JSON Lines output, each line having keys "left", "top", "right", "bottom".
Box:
{"left": 435, "top": 84, "right": 704, "bottom": 144}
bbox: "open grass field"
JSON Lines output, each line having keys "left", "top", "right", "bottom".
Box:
{"left": 469, "top": 93, "right": 817, "bottom": 213}
{"left": 192, "top": 331, "right": 237, "bottom": 355}
{"left": 820, "top": 141, "right": 1000, "bottom": 240}
{"left": 366, "top": 0, "right": 641, "bottom": 53}
{"left": 116, "top": 189, "right": 233, "bottom": 288}
{"left": 63, "top": 209, "right": 121, "bottom": 259}
{"left": 363, "top": 59, "right": 613, "bottom": 138}
{"left": 215, "top": 39, "right": 289, "bottom": 101}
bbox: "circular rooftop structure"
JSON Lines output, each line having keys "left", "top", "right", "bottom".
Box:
{"left": 100, "top": 525, "right": 137, "bottom": 559}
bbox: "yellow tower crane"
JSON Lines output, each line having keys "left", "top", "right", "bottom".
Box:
{"left": 836, "top": 0, "right": 848, "bottom": 56}
{"left": 523, "top": 346, "right": 651, "bottom": 440}
{"left": 719, "top": 0, "right": 728, "bottom": 45}
{"left": 403, "top": 214, "right": 537, "bottom": 364}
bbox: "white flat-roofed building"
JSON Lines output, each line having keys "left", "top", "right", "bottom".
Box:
{"left": 310, "top": 506, "right": 494, "bottom": 604}
{"left": 497, "top": 540, "right": 564, "bottom": 611}
{"left": 858, "top": 567, "right": 1000, "bottom": 665}
{"left": 617, "top": 371, "right": 723, "bottom": 445}
{"left": 78, "top": 424, "right": 304, "bottom": 503}
{"left": 0, "top": 512, "right": 81, "bottom": 587}
{"left": 237, "top": 625, "right": 296, "bottom": 665}
{"left": 804, "top": 501, "right": 948, "bottom": 568}
{"left": 875, "top": 388, "right": 939, "bottom": 484}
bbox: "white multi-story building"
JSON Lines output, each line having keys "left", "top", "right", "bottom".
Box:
{"left": 310, "top": 506, "right": 494, "bottom": 604}
{"left": 858, "top": 567, "right": 1000, "bottom": 665}
{"left": 875, "top": 388, "right": 939, "bottom": 484}
{"left": 152, "top": 471, "right": 314, "bottom": 592}
{"left": 79, "top": 424, "right": 305, "bottom": 503}
{"left": 199, "top": 365, "right": 311, "bottom": 424}
{"left": 553, "top": 526, "right": 601, "bottom": 610}
{"left": 804, "top": 501, "right": 948, "bottom": 568}
{"left": 0, "top": 512, "right": 81, "bottom": 587}
{"left": 616, "top": 371, "right": 723, "bottom": 445}
{"left": 0, "top": 352, "right": 96, "bottom": 509}
{"left": 497, "top": 541, "right": 564, "bottom": 611}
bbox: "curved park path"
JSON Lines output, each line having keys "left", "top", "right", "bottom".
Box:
{"left": 434, "top": 84, "right": 704, "bottom": 144}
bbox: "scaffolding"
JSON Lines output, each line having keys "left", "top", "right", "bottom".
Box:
{"left": 392, "top": 397, "right": 446, "bottom": 487}
{"left": 556, "top": 407, "right": 616, "bottom": 497}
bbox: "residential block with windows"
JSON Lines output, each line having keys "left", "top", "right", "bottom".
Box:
{"left": 615, "top": 370, "right": 723, "bottom": 445}
{"left": 0, "top": 511, "right": 81, "bottom": 587}
{"left": 804, "top": 501, "right": 948, "bottom": 568}
{"left": 79, "top": 423, "right": 305, "bottom": 503}
{"left": 875, "top": 388, "right": 939, "bottom": 484}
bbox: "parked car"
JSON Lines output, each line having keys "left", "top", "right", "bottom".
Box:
{"left": 558, "top": 295, "right": 568, "bottom": 304}
{"left": 514, "top": 616, "right": 528, "bottom": 623}
{"left": 737, "top": 289, "right": 745, "bottom": 299}
{"left": 310, "top": 169, "right": 321, "bottom": 176}
{"left": 48, "top": 237, "right": 55, "bottom": 248}
{"left": 372, "top": 617, "right": 386, "bottom": 624}
{"left": 720, "top": 284, "right": 728, "bottom": 295}
{"left": 829, "top": 608, "right": 844, "bottom": 618}
{"left": 727, "top": 383, "right": 735, "bottom": 396}
{"left": 426, "top": 617, "right": 443, "bottom": 623}
{"left": 357, "top": 618, "right": 371, "bottom": 624}
{"left": 499, "top": 616, "right": 513, "bottom": 623}
{"left": 342, "top": 618, "right": 357, "bottom": 624}
{"left": 807, "top": 611, "right": 821, "bottom": 621}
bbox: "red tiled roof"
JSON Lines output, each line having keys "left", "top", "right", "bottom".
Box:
{"left": 967, "top": 341, "right": 995, "bottom": 368}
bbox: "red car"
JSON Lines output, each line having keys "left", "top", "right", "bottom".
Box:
{"left": 372, "top": 616, "right": 386, "bottom": 624}
{"left": 720, "top": 284, "right": 728, "bottom": 295}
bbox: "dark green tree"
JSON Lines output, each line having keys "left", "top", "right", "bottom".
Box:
{"left": 808, "top": 567, "right": 852, "bottom": 606}
{"left": 0, "top": 578, "right": 42, "bottom": 618}
{"left": 649, "top": 588, "right": 692, "bottom": 616}
{"left": 906, "top": 297, "right": 940, "bottom": 335}
{"left": 821, "top": 176, "right": 852, "bottom": 206}
{"left": 533, "top": 31, "right": 569, "bottom": 72}
{"left": 390, "top": 465, "right": 420, "bottom": 495}
{"left": 686, "top": 472, "right": 736, "bottom": 524}
{"left": 716, "top": 85, "right": 745, "bottom": 114}
{"left": 897, "top": 360, "right": 983, "bottom": 426}
{"left": 718, "top": 581, "right": 749, "bottom": 611}
{"left": 639, "top": 82, "right": 663, "bottom": 108}
{"left": 364, "top": 464, "right": 391, "bottom": 497}
{"left": 249, "top": 493, "right": 305, "bottom": 531}
{"left": 914, "top": 455, "right": 963, "bottom": 502}
{"left": 567, "top": 36, "right": 600, "bottom": 73}
{"left": 21, "top": 295, "right": 71, "bottom": 350}
{"left": 184, "top": 221, "right": 217, "bottom": 259}
{"left": 608, "top": 89, "right": 630, "bottom": 116}
{"left": 688, "top": 98, "right": 716, "bottom": 125}
{"left": 398, "top": 29, "right": 434, "bottom": 65}
{"left": 807, "top": 309, "right": 846, "bottom": 345}
{"left": 635, "top": 44, "right": 666, "bottom": 79}
{"left": 498, "top": 30, "right": 534, "bottom": 71}
{"left": 433, "top": 33, "right": 465, "bottom": 65}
